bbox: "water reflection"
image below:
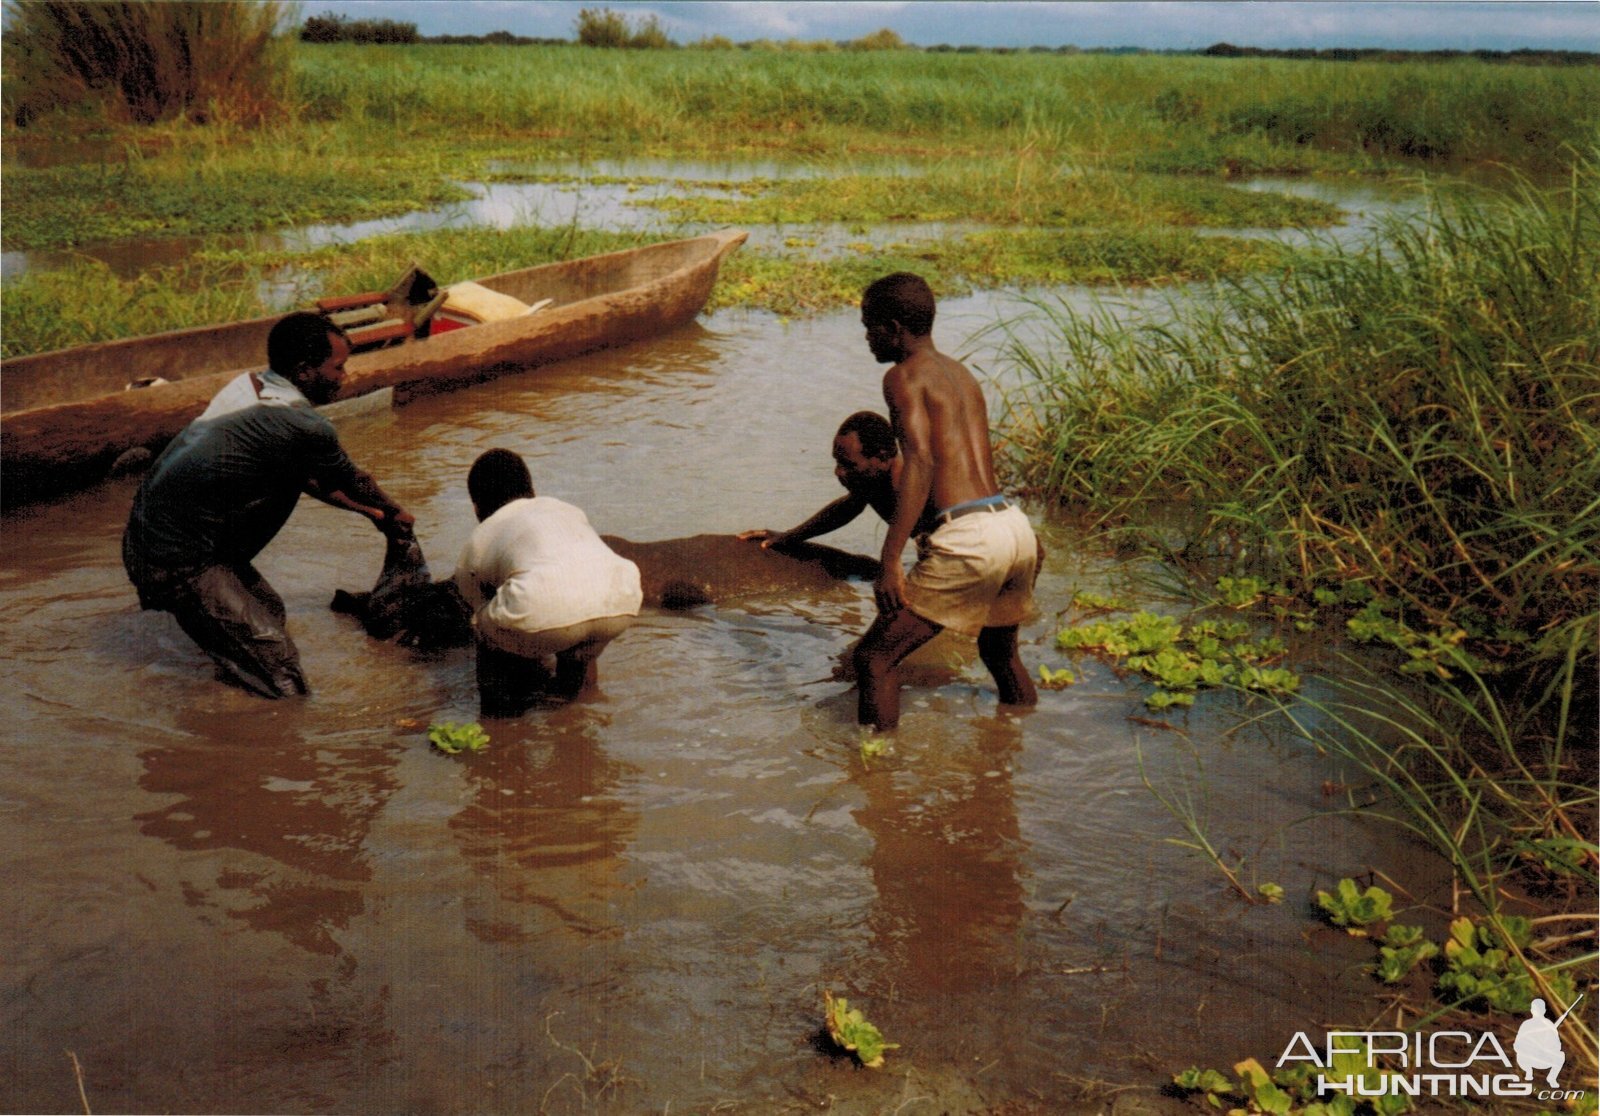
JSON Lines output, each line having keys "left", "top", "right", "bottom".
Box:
{"left": 854, "top": 717, "right": 1027, "bottom": 994}
{"left": 135, "top": 707, "right": 399, "bottom": 956}
{"left": 447, "top": 707, "right": 639, "bottom": 942}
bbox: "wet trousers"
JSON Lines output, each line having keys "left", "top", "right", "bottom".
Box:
{"left": 154, "top": 563, "right": 309, "bottom": 698}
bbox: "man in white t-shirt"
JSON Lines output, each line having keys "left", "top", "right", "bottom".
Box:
{"left": 454, "top": 449, "right": 642, "bottom": 715}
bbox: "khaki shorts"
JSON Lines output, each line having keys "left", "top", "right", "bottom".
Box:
{"left": 903, "top": 504, "right": 1038, "bottom": 637}
{"left": 478, "top": 613, "right": 635, "bottom": 659}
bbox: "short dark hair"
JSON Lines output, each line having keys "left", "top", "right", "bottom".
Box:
{"left": 837, "top": 411, "right": 896, "bottom": 461}
{"left": 862, "top": 272, "right": 936, "bottom": 337}
{"left": 468, "top": 448, "right": 534, "bottom": 516}
{"left": 267, "top": 311, "right": 344, "bottom": 377}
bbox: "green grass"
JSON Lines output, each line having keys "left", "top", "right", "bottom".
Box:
{"left": 278, "top": 46, "right": 1600, "bottom": 173}
{"left": 0, "top": 132, "right": 474, "bottom": 249}
{"left": 6, "top": 42, "right": 1595, "bottom": 254}
{"left": 993, "top": 156, "right": 1599, "bottom": 1076}
{"left": 997, "top": 160, "right": 1600, "bottom": 658}
{"left": 709, "top": 228, "right": 1290, "bottom": 317}
{"left": 634, "top": 160, "right": 1341, "bottom": 228}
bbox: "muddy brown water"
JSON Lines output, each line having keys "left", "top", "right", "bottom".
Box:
{"left": 0, "top": 298, "right": 1444, "bottom": 1114}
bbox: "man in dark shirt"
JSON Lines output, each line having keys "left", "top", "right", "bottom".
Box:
{"left": 123, "top": 312, "right": 414, "bottom": 697}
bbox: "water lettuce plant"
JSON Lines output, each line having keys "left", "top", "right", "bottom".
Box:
{"left": 1037, "top": 664, "right": 1076, "bottom": 690}
{"left": 1373, "top": 923, "right": 1438, "bottom": 984}
{"left": 1053, "top": 607, "right": 1300, "bottom": 709}
{"left": 858, "top": 733, "right": 891, "bottom": 768}
{"left": 428, "top": 721, "right": 490, "bottom": 755}
{"left": 1315, "top": 878, "right": 1394, "bottom": 935}
{"left": 1438, "top": 915, "right": 1578, "bottom": 1015}
{"left": 1176, "top": 1051, "right": 1413, "bottom": 1116}
{"left": 823, "top": 990, "right": 897, "bottom": 1069}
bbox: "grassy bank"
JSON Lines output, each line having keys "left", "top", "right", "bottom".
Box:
{"left": 284, "top": 45, "right": 1600, "bottom": 173}
{"left": 998, "top": 163, "right": 1598, "bottom": 657}
{"left": 998, "top": 159, "right": 1598, "bottom": 1080}
{"left": 5, "top": 41, "right": 1594, "bottom": 355}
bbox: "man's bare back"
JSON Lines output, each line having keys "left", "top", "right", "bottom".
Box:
{"left": 883, "top": 345, "right": 1001, "bottom": 513}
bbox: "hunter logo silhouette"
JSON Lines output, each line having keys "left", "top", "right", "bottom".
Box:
{"left": 1514, "top": 995, "right": 1582, "bottom": 1088}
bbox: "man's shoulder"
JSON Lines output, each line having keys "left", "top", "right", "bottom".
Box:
{"left": 241, "top": 396, "right": 338, "bottom": 437}
{"left": 887, "top": 347, "right": 970, "bottom": 385}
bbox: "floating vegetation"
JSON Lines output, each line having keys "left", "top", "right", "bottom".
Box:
{"left": 1037, "top": 664, "right": 1076, "bottom": 690}
{"left": 1052, "top": 603, "right": 1300, "bottom": 710}
{"left": 428, "top": 721, "right": 490, "bottom": 755}
{"left": 1315, "top": 877, "right": 1395, "bottom": 935}
{"left": 822, "top": 990, "right": 897, "bottom": 1069}
{"left": 857, "top": 733, "right": 892, "bottom": 768}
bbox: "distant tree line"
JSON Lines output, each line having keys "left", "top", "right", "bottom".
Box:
{"left": 300, "top": 12, "right": 418, "bottom": 44}
{"left": 1201, "top": 42, "right": 1599, "bottom": 66}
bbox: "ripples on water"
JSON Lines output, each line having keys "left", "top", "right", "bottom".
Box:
{"left": 0, "top": 303, "right": 1441, "bottom": 1112}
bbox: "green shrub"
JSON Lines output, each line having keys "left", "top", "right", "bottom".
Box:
{"left": 4, "top": 0, "right": 294, "bottom": 126}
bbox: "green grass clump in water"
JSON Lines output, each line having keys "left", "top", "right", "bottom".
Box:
{"left": 0, "top": 134, "right": 476, "bottom": 250}
{"left": 635, "top": 161, "right": 1341, "bottom": 229}
{"left": 707, "top": 229, "right": 1289, "bottom": 318}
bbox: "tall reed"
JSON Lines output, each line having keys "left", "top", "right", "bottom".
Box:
{"left": 998, "top": 155, "right": 1599, "bottom": 667}
{"left": 281, "top": 45, "right": 1600, "bottom": 171}
{"left": 3, "top": 1, "right": 294, "bottom": 126}
{"left": 994, "top": 155, "right": 1598, "bottom": 1067}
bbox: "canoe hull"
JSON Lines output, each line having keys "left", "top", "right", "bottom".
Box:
{"left": 1, "top": 229, "right": 746, "bottom": 508}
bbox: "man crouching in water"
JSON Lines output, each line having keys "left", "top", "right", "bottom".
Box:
{"left": 853, "top": 272, "right": 1039, "bottom": 730}
{"left": 454, "top": 449, "right": 642, "bottom": 717}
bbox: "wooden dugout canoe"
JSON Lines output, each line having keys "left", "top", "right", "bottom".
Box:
{"left": 1, "top": 228, "right": 748, "bottom": 509}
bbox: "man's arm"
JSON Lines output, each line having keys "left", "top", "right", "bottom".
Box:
{"left": 304, "top": 475, "right": 382, "bottom": 521}
{"left": 300, "top": 417, "right": 415, "bottom": 534}
{"left": 876, "top": 366, "right": 934, "bottom": 614}
{"left": 308, "top": 467, "right": 414, "bottom": 535}
{"left": 740, "top": 491, "right": 870, "bottom": 549}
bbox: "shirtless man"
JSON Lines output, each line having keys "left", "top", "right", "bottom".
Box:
{"left": 739, "top": 410, "right": 936, "bottom": 552}
{"left": 852, "top": 272, "right": 1039, "bottom": 729}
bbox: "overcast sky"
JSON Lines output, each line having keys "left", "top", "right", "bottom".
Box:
{"left": 300, "top": 1, "right": 1600, "bottom": 51}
